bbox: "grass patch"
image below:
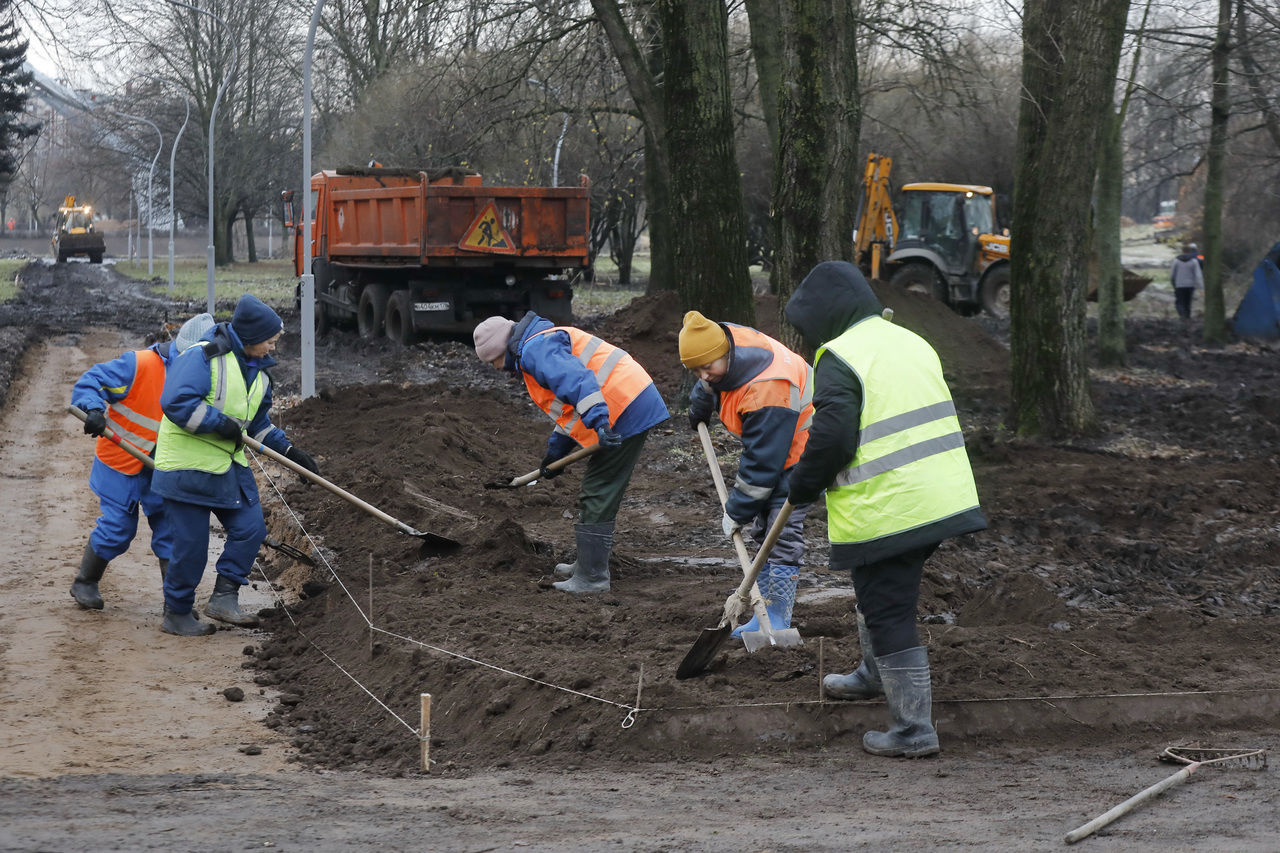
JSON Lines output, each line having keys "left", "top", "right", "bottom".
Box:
{"left": 115, "top": 258, "right": 298, "bottom": 310}
{"left": 0, "top": 258, "right": 27, "bottom": 303}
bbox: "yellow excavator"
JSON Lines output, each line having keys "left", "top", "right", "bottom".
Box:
{"left": 854, "top": 153, "right": 1011, "bottom": 317}
{"left": 52, "top": 196, "right": 106, "bottom": 264}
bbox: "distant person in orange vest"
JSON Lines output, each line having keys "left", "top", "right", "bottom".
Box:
{"left": 1171, "top": 243, "right": 1204, "bottom": 323}
{"left": 474, "top": 312, "right": 669, "bottom": 594}
{"left": 70, "top": 313, "right": 215, "bottom": 610}
{"left": 679, "top": 311, "right": 815, "bottom": 637}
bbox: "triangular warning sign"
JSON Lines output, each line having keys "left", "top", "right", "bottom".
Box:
{"left": 459, "top": 201, "right": 517, "bottom": 254}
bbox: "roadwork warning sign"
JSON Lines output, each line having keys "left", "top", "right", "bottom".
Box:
{"left": 459, "top": 202, "right": 517, "bottom": 254}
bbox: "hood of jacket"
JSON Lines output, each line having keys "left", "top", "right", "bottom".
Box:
{"left": 784, "top": 261, "right": 883, "bottom": 350}
{"left": 508, "top": 311, "right": 555, "bottom": 370}
{"left": 1175, "top": 252, "right": 1198, "bottom": 262}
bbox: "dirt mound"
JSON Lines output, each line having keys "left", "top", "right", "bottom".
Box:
{"left": 590, "top": 289, "right": 685, "bottom": 402}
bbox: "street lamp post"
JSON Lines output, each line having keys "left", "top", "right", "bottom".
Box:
{"left": 527, "top": 78, "right": 569, "bottom": 187}
{"left": 118, "top": 112, "right": 162, "bottom": 277}
{"left": 165, "top": 0, "right": 238, "bottom": 315}
{"left": 139, "top": 74, "right": 191, "bottom": 291}
{"left": 298, "top": 0, "right": 325, "bottom": 399}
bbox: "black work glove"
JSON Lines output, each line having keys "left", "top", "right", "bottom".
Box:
{"left": 539, "top": 450, "right": 564, "bottom": 480}
{"left": 83, "top": 409, "right": 107, "bottom": 437}
{"left": 212, "top": 417, "right": 244, "bottom": 446}
{"left": 285, "top": 445, "right": 320, "bottom": 476}
{"left": 597, "top": 426, "right": 623, "bottom": 448}
{"left": 688, "top": 408, "right": 711, "bottom": 432}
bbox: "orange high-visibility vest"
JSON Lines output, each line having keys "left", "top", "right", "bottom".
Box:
{"left": 96, "top": 349, "right": 165, "bottom": 475}
{"left": 521, "top": 327, "right": 654, "bottom": 448}
{"left": 716, "top": 325, "right": 814, "bottom": 468}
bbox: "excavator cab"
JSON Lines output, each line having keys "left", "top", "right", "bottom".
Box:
{"left": 52, "top": 195, "right": 106, "bottom": 264}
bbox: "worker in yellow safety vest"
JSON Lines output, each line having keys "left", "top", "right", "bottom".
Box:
{"left": 784, "top": 261, "right": 987, "bottom": 758}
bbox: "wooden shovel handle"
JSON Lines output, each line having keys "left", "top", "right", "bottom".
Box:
{"left": 697, "top": 423, "right": 769, "bottom": 624}
{"left": 735, "top": 500, "right": 794, "bottom": 604}
{"left": 507, "top": 442, "right": 601, "bottom": 487}
{"left": 69, "top": 405, "right": 155, "bottom": 469}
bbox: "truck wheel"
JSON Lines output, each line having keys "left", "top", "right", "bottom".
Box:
{"left": 890, "top": 263, "right": 947, "bottom": 303}
{"left": 980, "top": 266, "right": 1011, "bottom": 319}
{"left": 89, "top": 253, "right": 103, "bottom": 264}
{"left": 384, "top": 290, "right": 417, "bottom": 345}
{"left": 357, "top": 284, "right": 389, "bottom": 338}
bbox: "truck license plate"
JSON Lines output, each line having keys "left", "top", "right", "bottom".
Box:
{"left": 414, "top": 301, "right": 450, "bottom": 312}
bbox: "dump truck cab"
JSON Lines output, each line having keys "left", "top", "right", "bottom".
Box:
{"left": 52, "top": 196, "right": 106, "bottom": 264}
{"left": 887, "top": 182, "right": 1010, "bottom": 316}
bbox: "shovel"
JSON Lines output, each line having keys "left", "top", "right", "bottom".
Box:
{"left": 484, "top": 442, "right": 601, "bottom": 489}
{"left": 240, "top": 433, "right": 461, "bottom": 555}
{"left": 676, "top": 425, "right": 803, "bottom": 679}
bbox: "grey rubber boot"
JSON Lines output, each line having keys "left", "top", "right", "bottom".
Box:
{"left": 161, "top": 606, "right": 216, "bottom": 636}
{"left": 553, "top": 558, "right": 576, "bottom": 579}
{"left": 70, "top": 542, "right": 109, "bottom": 610}
{"left": 552, "top": 522, "right": 614, "bottom": 595}
{"left": 158, "top": 558, "right": 169, "bottom": 582}
{"left": 203, "top": 575, "right": 261, "bottom": 627}
{"left": 862, "top": 646, "right": 940, "bottom": 758}
{"left": 822, "top": 610, "right": 883, "bottom": 700}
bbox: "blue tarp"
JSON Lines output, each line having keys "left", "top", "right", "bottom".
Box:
{"left": 1232, "top": 241, "right": 1280, "bottom": 341}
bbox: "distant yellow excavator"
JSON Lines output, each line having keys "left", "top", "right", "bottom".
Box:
{"left": 52, "top": 196, "right": 105, "bottom": 264}
{"left": 854, "top": 153, "right": 1011, "bottom": 317}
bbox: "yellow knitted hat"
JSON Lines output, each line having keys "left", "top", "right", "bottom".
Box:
{"left": 679, "top": 310, "right": 729, "bottom": 368}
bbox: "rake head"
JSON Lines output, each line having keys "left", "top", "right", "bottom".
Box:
{"left": 1158, "top": 744, "right": 1268, "bottom": 770}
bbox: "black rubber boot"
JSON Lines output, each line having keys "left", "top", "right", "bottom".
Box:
{"left": 70, "top": 542, "right": 109, "bottom": 610}
{"left": 161, "top": 605, "right": 216, "bottom": 636}
{"left": 552, "top": 522, "right": 613, "bottom": 595}
{"left": 822, "top": 610, "right": 884, "bottom": 700}
{"left": 158, "top": 558, "right": 169, "bottom": 582}
{"left": 862, "top": 646, "right": 940, "bottom": 758}
{"left": 203, "top": 575, "right": 260, "bottom": 627}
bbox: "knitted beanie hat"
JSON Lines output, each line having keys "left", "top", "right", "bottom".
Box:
{"left": 473, "top": 316, "right": 516, "bottom": 364}
{"left": 174, "top": 312, "right": 215, "bottom": 354}
{"left": 679, "top": 310, "right": 729, "bottom": 368}
{"left": 231, "top": 294, "right": 284, "bottom": 346}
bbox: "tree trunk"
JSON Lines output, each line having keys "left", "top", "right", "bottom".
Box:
{"left": 1011, "top": 0, "right": 1130, "bottom": 437}
{"left": 643, "top": 126, "right": 675, "bottom": 293}
{"left": 1095, "top": 108, "right": 1126, "bottom": 367}
{"left": 1201, "top": 0, "right": 1231, "bottom": 344}
{"left": 658, "top": 0, "right": 752, "bottom": 323}
{"left": 743, "top": 0, "right": 782, "bottom": 154}
{"left": 244, "top": 206, "right": 258, "bottom": 263}
{"left": 770, "top": 0, "right": 860, "bottom": 351}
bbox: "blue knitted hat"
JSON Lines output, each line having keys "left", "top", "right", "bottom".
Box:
{"left": 231, "top": 294, "right": 284, "bottom": 346}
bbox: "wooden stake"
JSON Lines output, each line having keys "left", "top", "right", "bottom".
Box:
{"left": 420, "top": 693, "right": 432, "bottom": 771}
{"left": 368, "top": 554, "right": 374, "bottom": 656}
{"left": 818, "top": 636, "right": 825, "bottom": 703}
{"left": 635, "top": 663, "right": 644, "bottom": 711}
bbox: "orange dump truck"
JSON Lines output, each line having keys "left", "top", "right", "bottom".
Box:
{"left": 291, "top": 165, "right": 590, "bottom": 342}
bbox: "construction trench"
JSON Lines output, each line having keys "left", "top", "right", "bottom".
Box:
{"left": 0, "top": 259, "right": 1277, "bottom": 848}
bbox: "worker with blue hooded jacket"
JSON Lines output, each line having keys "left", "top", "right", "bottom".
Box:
{"left": 70, "top": 312, "right": 215, "bottom": 610}
{"left": 785, "top": 261, "right": 986, "bottom": 758}
{"left": 474, "top": 311, "right": 669, "bottom": 595}
{"left": 152, "top": 294, "right": 320, "bottom": 637}
{"left": 679, "top": 310, "right": 814, "bottom": 640}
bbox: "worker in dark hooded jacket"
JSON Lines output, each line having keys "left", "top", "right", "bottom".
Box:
{"left": 680, "top": 310, "right": 814, "bottom": 638}
{"left": 474, "top": 311, "right": 669, "bottom": 595}
{"left": 785, "top": 261, "right": 986, "bottom": 758}
{"left": 152, "top": 294, "right": 320, "bottom": 637}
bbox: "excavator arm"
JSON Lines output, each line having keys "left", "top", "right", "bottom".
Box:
{"left": 853, "top": 153, "right": 897, "bottom": 280}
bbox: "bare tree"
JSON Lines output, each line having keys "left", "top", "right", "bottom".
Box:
{"left": 1011, "top": 0, "right": 1130, "bottom": 437}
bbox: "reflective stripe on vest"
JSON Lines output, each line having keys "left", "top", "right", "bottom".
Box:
{"left": 716, "top": 325, "right": 814, "bottom": 469}
{"left": 155, "top": 347, "right": 269, "bottom": 474}
{"left": 819, "top": 316, "right": 980, "bottom": 546}
{"left": 521, "top": 327, "right": 652, "bottom": 448}
{"left": 96, "top": 349, "right": 166, "bottom": 475}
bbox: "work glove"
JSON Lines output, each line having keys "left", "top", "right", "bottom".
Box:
{"left": 285, "top": 445, "right": 320, "bottom": 476}
{"left": 597, "top": 426, "right": 623, "bottom": 448}
{"left": 688, "top": 409, "right": 711, "bottom": 432}
{"left": 212, "top": 417, "right": 244, "bottom": 446}
{"left": 538, "top": 450, "right": 564, "bottom": 480}
{"left": 83, "top": 409, "right": 107, "bottom": 437}
{"left": 722, "top": 511, "right": 743, "bottom": 539}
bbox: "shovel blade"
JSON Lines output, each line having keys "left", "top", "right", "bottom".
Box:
{"left": 740, "top": 627, "right": 804, "bottom": 654}
{"left": 415, "top": 531, "right": 463, "bottom": 556}
{"left": 676, "top": 624, "right": 732, "bottom": 679}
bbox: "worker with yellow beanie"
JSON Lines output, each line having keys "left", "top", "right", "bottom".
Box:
{"left": 679, "top": 310, "right": 815, "bottom": 640}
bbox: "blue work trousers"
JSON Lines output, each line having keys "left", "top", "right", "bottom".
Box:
{"left": 87, "top": 458, "right": 172, "bottom": 562}
{"left": 162, "top": 497, "right": 266, "bottom": 615}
